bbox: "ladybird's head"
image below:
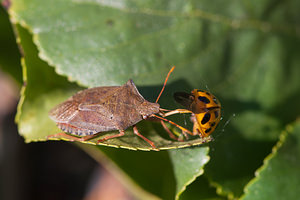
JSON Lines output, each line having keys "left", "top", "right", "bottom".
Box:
{"left": 139, "top": 101, "right": 160, "bottom": 119}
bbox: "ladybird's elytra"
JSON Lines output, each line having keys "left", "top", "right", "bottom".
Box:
{"left": 173, "top": 89, "right": 221, "bottom": 138}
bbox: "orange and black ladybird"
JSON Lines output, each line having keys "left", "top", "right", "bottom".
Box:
{"left": 172, "top": 89, "right": 221, "bottom": 138}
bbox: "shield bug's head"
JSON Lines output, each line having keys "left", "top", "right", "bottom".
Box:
{"left": 139, "top": 101, "right": 160, "bottom": 119}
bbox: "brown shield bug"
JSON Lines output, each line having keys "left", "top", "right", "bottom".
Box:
{"left": 48, "top": 67, "right": 193, "bottom": 150}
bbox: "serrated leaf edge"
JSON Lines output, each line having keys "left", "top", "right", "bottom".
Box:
{"left": 25, "top": 136, "right": 213, "bottom": 151}
{"left": 175, "top": 147, "right": 210, "bottom": 200}
{"left": 15, "top": 58, "right": 27, "bottom": 123}
{"left": 205, "top": 176, "right": 235, "bottom": 200}
{"left": 8, "top": 8, "right": 89, "bottom": 88}
{"left": 239, "top": 122, "right": 296, "bottom": 200}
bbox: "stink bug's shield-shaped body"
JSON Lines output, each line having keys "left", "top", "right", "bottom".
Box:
{"left": 173, "top": 89, "right": 221, "bottom": 137}
{"left": 48, "top": 66, "right": 195, "bottom": 149}
{"left": 49, "top": 80, "right": 160, "bottom": 145}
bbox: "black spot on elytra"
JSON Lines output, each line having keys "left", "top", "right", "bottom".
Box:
{"left": 205, "top": 92, "right": 210, "bottom": 95}
{"left": 210, "top": 122, "right": 216, "bottom": 127}
{"left": 201, "top": 113, "right": 211, "bottom": 125}
{"left": 205, "top": 127, "right": 212, "bottom": 133}
{"left": 198, "top": 96, "right": 210, "bottom": 104}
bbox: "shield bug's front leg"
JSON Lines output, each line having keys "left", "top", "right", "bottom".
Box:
{"left": 160, "top": 121, "right": 184, "bottom": 141}
{"left": 152, "top": 114, "right": 193, "bottom": 136}
{"left": 161, "top": 109, "right": 192, "bottom": 117}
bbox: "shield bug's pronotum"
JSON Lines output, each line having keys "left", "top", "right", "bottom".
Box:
{"left": 48, "top": 67, "right": 193, "bottom": 150}
{"left": 163, "top": 89, "right": 221, "bottom": 138}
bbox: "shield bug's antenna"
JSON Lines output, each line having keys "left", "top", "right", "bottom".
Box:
{"left": 156, "top": 66, "right": 175, "bottom": 103}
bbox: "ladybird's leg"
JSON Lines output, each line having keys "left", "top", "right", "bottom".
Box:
{"left": 192, "top": 121, "right": 207, "bottom": 138}
{"left": 160, "top": 121, "right": 183, "bottom": 141}
{"left": 96, "top": 130, "right": 125, "bottom": 143}
{"left": 181, "top": 130, "right": 189, "bottom": 140}
{"left": 193, "top": 122, "right": 198, "bottom": 135}
{"left": 189, "top": 115, "right": 206, "bottom": 138}
{"left": 133, "top": 125, "right": 157, "bottom": 149}
{"left": 190, "top": 114, "right": 199, "bottom": 136}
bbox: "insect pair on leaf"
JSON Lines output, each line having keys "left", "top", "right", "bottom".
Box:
{"left": 48, "top": 67, "right": 221, "bottom": 150}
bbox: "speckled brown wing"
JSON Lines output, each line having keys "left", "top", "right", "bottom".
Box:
{"left": 71, "top": 86, "right": 120, "bottom": 105}
{"left": 49, "top": 86, "right": 118, "bottom": 123}
{"left": 78, "top": 80, "right": 146, "bottom": 130}
{"left": 49, "top": 100, "right": 78, "bottom": 123}
{"left": 49, "top": 86, "right": 121, "bottom": 136}
{"left": 49, "top": 80, "right": 148, "bottom": 136}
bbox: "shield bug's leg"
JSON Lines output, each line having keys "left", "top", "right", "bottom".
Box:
{"left": 132, "top": 125, "right": 157, "bottom": 149}
{"left": 160, "top": 121, "right": 183, "bottom": 141}
{"left": 78, "top": 133, "right": 103, "bottom": 141}
{"left": 152, "top": 114, "right": 193, "bottom": 136}
{"left": 161, "top": 109, "right": 192, "bottom": 117}
{"left": 97, "top": 130, "right": 125, "bottom": 144}
{"left": 47, "top": 132, "right": 103, "bottom": 142}
{"left": 159, "top": 109, "right": 194, "bottom": 140}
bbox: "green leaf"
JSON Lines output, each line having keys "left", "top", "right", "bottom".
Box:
{"left": 204, "top": 111, "right": 282, "bottom": 198}
{"left": 8, "top": 0, "right": 300, "bottom": 199}
{"left": 168, "top": 146, "right": 210, "bottom": 200}
{"left": 14, "top": 24, "right": 79, "bottom": 140}
{"left": 241, "top": 121, "right": 300, "bottom": 200}
{"left": 14, "top": 22, "right": 211, "bottom": 151}
{"left": 180, "top": 176, "right": 226, "bottom": 200}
